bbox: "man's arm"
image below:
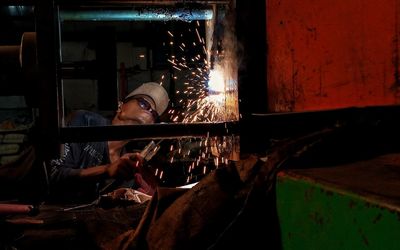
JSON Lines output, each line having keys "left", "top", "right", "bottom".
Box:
{"left": 78, "top": 165, "right": 108, "bottom": 179}
{"left": 80, "top": 153, "right": 143, "bottom": 180}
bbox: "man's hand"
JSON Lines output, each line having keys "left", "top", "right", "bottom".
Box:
{"left": 105, "top": 153, "right": 143, "bottom": 180}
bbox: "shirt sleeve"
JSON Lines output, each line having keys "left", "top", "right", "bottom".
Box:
{"left": 49, "top": 142, "right": 83, "bottom": 183}
{"left": 49, "top": 111, "right": 89, "bottom": 183}
{"left": 48, "top": 110, "right": 110, "bottom": 200}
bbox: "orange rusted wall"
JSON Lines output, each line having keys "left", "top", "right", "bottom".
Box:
{"left": 267, "top": 0, "right": 400, "bottom": 112}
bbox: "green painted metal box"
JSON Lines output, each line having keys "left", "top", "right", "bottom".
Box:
{"left": 276, "top": 153, "right": 400, "bottom": 250}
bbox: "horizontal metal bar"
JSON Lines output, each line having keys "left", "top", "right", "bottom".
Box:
{"left": 240, "top": 104, "right": 400, "bottom": 154}
{"left": 59, "top": 8, "right": 213, "bottom": 21}
{"left": 244, "top": 105, "right": 400, "bottom": 140}
{"left": 56, "top": 0, "right": 229, "bottom": 4}
{"left": 0, "top": 1, "right": 35, "bottom": 6}
{"left": 59, "top": 121, "right": 239, "bottom": 142}
{"left": 58, "top": 105, "right": 400, "bottom": 143}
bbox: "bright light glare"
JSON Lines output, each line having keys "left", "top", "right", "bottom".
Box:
{"left": 208, "top": 67, "right": 225, "bottom": 93}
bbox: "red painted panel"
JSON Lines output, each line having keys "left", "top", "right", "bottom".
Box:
{"left": 267, "top": 0, "right": 400, "bottom": 112}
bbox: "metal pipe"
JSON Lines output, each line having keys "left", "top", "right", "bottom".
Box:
{"left": 56, "top": 1, "right": 229, "bottom": 4}
{"left": 59, "top": 121, "right": 239, "bottom": 142}
{"left": 60, "top": 8, "right": 213, "bottom": 22}
{"left": 0, "top": 45, "right": 20, "bottom": 65}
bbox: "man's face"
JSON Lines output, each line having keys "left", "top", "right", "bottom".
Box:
{"left": 113, "top": 98, "right": 157, "bottom": 125}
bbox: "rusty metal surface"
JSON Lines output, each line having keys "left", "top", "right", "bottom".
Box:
{"left": 267, "top": 0, "right": 400, "bottom": 112}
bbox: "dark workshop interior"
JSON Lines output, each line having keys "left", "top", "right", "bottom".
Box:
{"left": 1, "top": 0, "right": 400, "bottom": 249}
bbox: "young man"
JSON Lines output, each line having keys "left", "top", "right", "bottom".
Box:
{"left": 49, "top": 82, "right": 169, "bottom": 202}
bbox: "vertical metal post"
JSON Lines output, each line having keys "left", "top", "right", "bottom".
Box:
{"left": 236, "top": 0, "right": 267, "bottom": 154}
{"left": 35, "top": 0, "right": 61, "bottom": 160}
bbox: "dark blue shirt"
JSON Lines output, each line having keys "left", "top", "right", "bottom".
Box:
{"left": 49, "top": 110, "right": 112, "bottom": 201}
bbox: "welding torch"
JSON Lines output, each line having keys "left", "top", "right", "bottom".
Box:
{"left": 98, "top": 140, "right": 163, "bottom": 195}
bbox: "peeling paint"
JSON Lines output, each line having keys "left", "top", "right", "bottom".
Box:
{"left": 309, "top": 211, "right": 325, "bottom": 226}
{"left": 358, "top": 228, "right": 370, "bottom": 246}
{"left": 349, "top": 200, "right": 357, "bottom": 209}
{"left": 303, "top": 187, "right": 315, "bottom": 201}
{"left": 372, "top": 213, "right": 382, "bottom": 224}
